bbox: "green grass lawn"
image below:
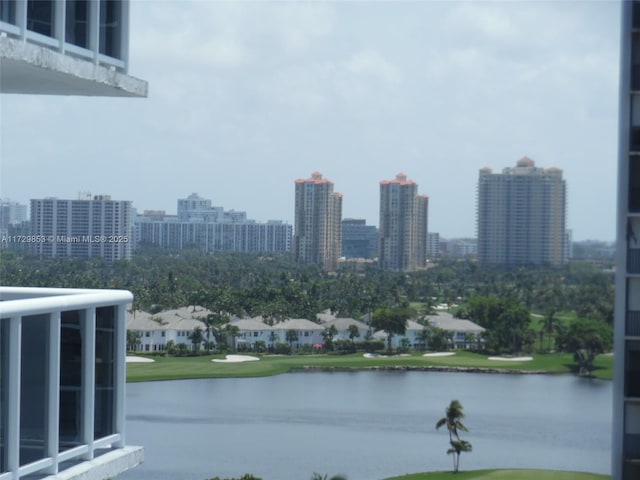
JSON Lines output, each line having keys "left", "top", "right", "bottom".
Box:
{"left": 126, "top": 351, "right": 614, "bottom": 382}
{"left": 382, "top": 469, "right": 609, "bottom": 480}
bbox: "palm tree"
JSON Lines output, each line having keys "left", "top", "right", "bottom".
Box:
{"left": 436, "top": 399, "right": 471, "bottom": 472}
{"left": 224, "top": 324, "right": 240, "bottom": 352}
{"left": 268, "top": 331, "right": 279, "bottom": 351}
{"left": 447, "top": 439, "right": 472, "bottom": 472}
{"left": 201, "top": 314, "right": 217, "bottom": 352}
{"left": 126, "top": 330, "right": 142, "bottom": 351}
{"left": 436, "top": 399, "right": 468, "bottom": 441}
{"left": 322, "top": 324, "right": 338, "bottom": 351}
{"left": 188, "top": 327, "right": 204, "bottom": 353}
{"left": 347, "top": 324, "right": 360, "bottom": 346}
{"left": 285, "top": 329, "right": 298, "bottom": 354}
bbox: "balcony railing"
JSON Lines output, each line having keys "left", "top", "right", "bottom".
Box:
{"left": 0, "top": 286, "right": 140, "bottom": 480}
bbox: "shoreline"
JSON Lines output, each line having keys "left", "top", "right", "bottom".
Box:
{"left": 126, "top": 351, "right": 613, "bottom": 383}
{"left": 297, "top": 365, "right": 549, "bottom": 375}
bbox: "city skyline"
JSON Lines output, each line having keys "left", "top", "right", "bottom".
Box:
{"left": 0, "top": 2, "right": 619, "bottom": 241}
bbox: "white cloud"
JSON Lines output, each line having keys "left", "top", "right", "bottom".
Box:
{"left": 345, "top": 50, "right": 403, "bottom": 85}
{"left": 270, "top": 3, "right": 336, "bottom": 55}
{"left": 447, "top": 3, "right": 517, "bottom": 40}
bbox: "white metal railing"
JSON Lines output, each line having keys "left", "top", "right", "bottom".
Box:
{"left": 0, "top": 286, "right": 132, "bottom": 480}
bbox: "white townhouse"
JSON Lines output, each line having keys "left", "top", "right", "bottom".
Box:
{"left": 127, "top": 306, "right": 210, "bottom": 352}
{"left": 272, "top": 318, "right": 324, "bottom": 347}
{"left": 373, "top": 314, "right": 485, "bottom": 350}
{"left": 374, "top": 319, "right": 426, "bottom": 349}
{"left": 231, "top": 317, "right": 275, "bottom": 348}
{"left": 424, "top": 312, "right": 485, "bottom": 349}
{"left": 323, "top": 317, "right": 370, "bottom": 342}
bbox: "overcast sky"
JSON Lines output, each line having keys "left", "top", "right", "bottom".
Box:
{"left": 0, "top": 1, "right": 621, "bottom": 240}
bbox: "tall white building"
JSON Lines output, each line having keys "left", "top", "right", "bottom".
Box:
{"left": 294, "top": 172, "right": 343, "bottom": 271}
{"left": 1, "top": 2, "right": 146, "bottom": 478}
{"left": 614, "top": 2, "right": 640, "bottom": 479}
{"left": 378, "top": 173, "right": 428, "bottom": 272}
{"left": 31, "top": 194, "right": 132, "bottom": 261}
{"left": 477, "top": 157, "right": 567, "bottom": 267}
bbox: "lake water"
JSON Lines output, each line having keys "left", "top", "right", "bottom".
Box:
{"left": 119, "top": 371, "right": 612, "bottom": 480}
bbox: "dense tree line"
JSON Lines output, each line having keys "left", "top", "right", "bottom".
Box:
{"left": 0, "top": 249, "right": 614, "bottom": 362}
{"left": 0, "top": 249, "right": 614, "bottom": 320}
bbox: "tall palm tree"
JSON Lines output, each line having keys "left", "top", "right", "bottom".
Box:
{"left": 268, "top": 331, "right": 279, "bottom": 351}
{"left": 347, "top": 324, "right": 360, "bottom": 346}
{"left": 436, "top": 399, "right": 471, "bottom": 472}
{"left": 224, "top": 324, "right": 240, "bottom": 352}
{"left": 285, "top": 329, "right": 299, "bottom": 354}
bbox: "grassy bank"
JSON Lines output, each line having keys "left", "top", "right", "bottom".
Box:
{"left": 126, "top": 351, "right": 613, "bottom": 382}
{"left": 382, "top": 470, "right": 609, "bottom": 480}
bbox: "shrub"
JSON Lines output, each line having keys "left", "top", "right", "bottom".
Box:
{"left": 359, "top": 340, "right": 385, "bottom": 352}
{"left": 273, "top": 343, "right": 291, "bottom": 355}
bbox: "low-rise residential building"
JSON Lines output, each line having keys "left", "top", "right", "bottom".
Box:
{"left": 424, "top": 311, "right": 486, "bottom": 348}
{"left": 272, "top": 318, "right": 324, "bottom": 347}
{"left": 322, "top": 317, "right": 370, "bottom": 341}
{"left": 127, "top": 307, "right": 210, "bottom": 352}
{"left": 232, "top": 317, "right": 277, "bottom": 348}
{"left": 373, "top": 314, "right": 485, "bottom": 350}
{"left": 373, "top": 319, "right": 428, "bottom": 349}
{"left": 126, "top": 309, "right": 485, "bottom": 353}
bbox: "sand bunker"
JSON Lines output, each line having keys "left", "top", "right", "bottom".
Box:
{"left": 212, "top": 354, "right": 260, "bottom": 363}
{"left": 126, "top": 356, "right": 155, "bottom": 363}
{"left": 363, "top": 353, "right": 384, "bottom": 358}
{"left": 488, "top": 356, "right": 533, "bottom": 362}
{"left": 423, "top": 352, "right": 456, "bottom": 357}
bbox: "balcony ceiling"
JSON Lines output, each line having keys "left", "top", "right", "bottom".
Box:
{"left": 0, "top": 37, "right": 147, "bottom": 97}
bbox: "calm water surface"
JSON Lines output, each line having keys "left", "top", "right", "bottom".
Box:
{"left": 119, "top": 371, "right": 612, "bottom": 480}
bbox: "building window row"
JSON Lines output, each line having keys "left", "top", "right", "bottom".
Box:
{"left": 0, "top": 0, "right": 128, "bottom": 71}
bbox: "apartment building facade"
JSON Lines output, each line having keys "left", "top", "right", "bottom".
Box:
{"left": 378, "top": 173, "right": 428, "bottom": 271}
{"left": 135, "top": 193, "right": 292, "bottom": 253}
{"left": 293, "top": 172, "right": 343, "bottom": 271}
{"left": 477, "top": 157, "right": 567, "bottom": 267}
{"left": 31, "top": 194, "right": 132, "bottom": 261}
{"left": 341, "top": 218, "right": 378, "bottom": 259}
{"left": 614, "top": 2, "right": 640, "bottom": 479}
